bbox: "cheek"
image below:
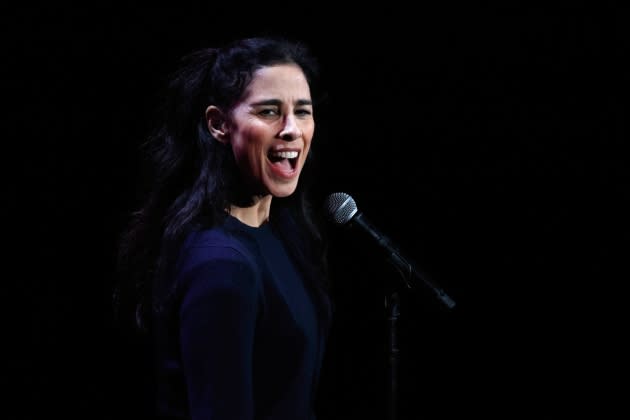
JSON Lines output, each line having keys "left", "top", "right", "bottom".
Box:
{"left": 303, "top": 128, "right": 315, "bottom": 154}
{"left": 233, "top": 127, "right": 266, "bottom": 160}
{"left": 303, "top": 141, "right": 312, "bottom": 157}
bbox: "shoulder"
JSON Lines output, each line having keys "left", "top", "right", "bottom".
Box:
{"left": 182, "top": 227, "right": 253, "bottom": 263}
{"left": 174, "top": 226, "right": 260, "bottom": 292}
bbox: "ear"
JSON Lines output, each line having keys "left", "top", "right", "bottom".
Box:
{"left": 205, "top": 105, "right": 229, "bottom": 144}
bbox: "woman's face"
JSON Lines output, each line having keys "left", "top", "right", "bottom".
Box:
{"left": 225, "top": 64, "right": 315, "bottom": 198}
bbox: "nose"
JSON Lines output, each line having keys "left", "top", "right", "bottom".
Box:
{"left": 278, "top": 114, "right": 301, "bottom": 141}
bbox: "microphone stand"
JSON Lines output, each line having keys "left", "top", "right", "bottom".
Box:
{"left": 382, "top": 247, "right": 456, "bottom": 420}
{"left": 385, "top": 291, "right": 400, "bottom": 420}
{"left": 350, "top": 215, "right": 456, "bottom": 420}
{"left": 331, "top": 205, "right": 456, "bottom": 420}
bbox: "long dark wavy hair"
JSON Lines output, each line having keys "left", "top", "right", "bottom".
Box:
{"left": 115, "top": 36, "right": 331, "bottom": 333}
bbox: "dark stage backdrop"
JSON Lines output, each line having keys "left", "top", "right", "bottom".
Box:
{"left": 7, "top": 4, "right": 625, "bottom": 419}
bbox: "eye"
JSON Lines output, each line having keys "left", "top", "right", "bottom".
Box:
{"left": 258, "top": 108, "right": 279, "bottom": 117}
{"left": 295, "top": 108, "right": 313, "bottom": 117}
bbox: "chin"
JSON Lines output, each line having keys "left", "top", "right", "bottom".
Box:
{"left": 269, "top": 183, "right": 299, "bottom": 198}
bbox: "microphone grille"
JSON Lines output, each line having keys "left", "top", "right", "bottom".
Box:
{"left": 323, "top": 192, "right": 358, "bottom": 225}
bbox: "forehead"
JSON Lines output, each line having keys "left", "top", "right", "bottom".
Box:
{"left": 243, "top": 64, "right": 312, "bottom": 99}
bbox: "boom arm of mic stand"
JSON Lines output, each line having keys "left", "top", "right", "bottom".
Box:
{"left": 350, "top": 213, "right": 456, "bottom": 309}
{"left": 388, "top": 250, "right": 456, "bottom": 309}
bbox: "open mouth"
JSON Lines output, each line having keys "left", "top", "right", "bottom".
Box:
{"left": 268, "top": 150, "right": 299, "bottom": 171}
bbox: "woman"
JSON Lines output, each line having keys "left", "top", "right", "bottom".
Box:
{"left": 115, "top": 36, "right": 333, "bottom": 419}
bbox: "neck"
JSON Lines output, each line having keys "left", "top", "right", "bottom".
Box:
{"left": 228, "top": 195, "right": 273, "bottom": 227}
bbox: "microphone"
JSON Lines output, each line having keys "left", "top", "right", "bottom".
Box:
{"left": 323, "top": 192, "right": 456, "bottom": 309}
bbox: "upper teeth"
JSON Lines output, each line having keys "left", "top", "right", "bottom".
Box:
{"left": 270, "top": 151, "right": 298, "bottom": 159}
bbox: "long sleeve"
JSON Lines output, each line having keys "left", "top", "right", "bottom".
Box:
{"left": 177, "top": 248, "right": 259, "bottom": 420}
{"left": 154, "top": 218, "right": 325, "bottom": 420}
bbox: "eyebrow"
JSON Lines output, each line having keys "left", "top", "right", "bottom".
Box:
{"left": 251, "top": 99, "right": 313, "bottom": 107}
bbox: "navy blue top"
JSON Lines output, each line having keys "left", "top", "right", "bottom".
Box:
{"left": 153, "top": 215, "right": 328, "bottom": 420}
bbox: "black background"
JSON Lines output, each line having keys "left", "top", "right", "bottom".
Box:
{"left": 6, "top": 4, "right": 627, "bottom": 419}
